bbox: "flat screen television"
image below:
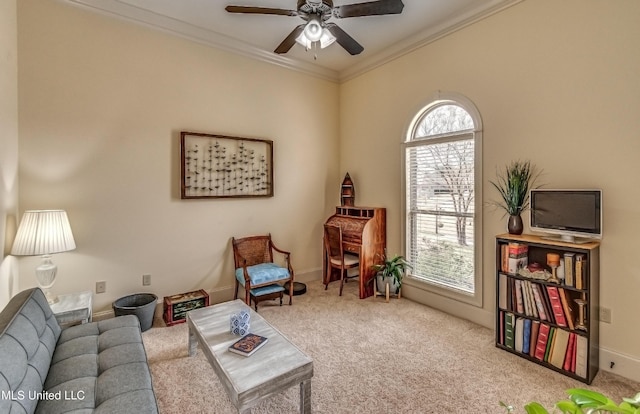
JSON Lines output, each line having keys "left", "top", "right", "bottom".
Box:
{"left": 529, "top": 189, "right": 602, "bottom": 243}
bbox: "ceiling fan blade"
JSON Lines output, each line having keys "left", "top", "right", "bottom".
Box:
{"left": 334, "top": 0, "right": 404, "bottom": 18}
{"left": 274, "top": 24, "right": 305, "bottom": 54}
{"left": 325, "top": 23, "right": 364, "bottom": 55}
{"left": 225, "top": 6, "right": 298, "bottom": 17}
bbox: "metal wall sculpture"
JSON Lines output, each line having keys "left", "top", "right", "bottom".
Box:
{"left": 180, "top": 131, "right": 273, "bottom": 199}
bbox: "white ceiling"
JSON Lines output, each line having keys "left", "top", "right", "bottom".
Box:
{"left": 64, "top": 0, "right": 521, "bottom": 82}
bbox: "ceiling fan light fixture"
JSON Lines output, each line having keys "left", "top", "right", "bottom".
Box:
{"left": 295, "top": 31, "right": 313, "bottom": 49}
{"left": 227, "top": 0, "right": 404, "bottom": 56}
{"left": 303, "top": 15, "right": 323, "bottom": 42}
{"left": 319, "top": 30, "right": 336, "bottom": 49}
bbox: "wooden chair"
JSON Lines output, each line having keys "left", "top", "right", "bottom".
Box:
{"left": 323, "top": 224, "right": 359, "bottom": 296}
{"left": 232, "top": 234, "right": 294, "bottom": 308}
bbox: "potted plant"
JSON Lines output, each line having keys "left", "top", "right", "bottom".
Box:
{"left": 489, "top": 160, "right": 540, "bottom": 235}
{"left": 371, "top": 253, "right": 412, "bottom": 296}
{"left": 500, "top": 388, "right": 640, "bottom": 413}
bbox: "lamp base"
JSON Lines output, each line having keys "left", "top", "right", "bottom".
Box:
{"left": 36, "top": 255, "right": 59, "bottom": 304}
{"left": 44, "top": 290, "right": 59, "bottom": 304}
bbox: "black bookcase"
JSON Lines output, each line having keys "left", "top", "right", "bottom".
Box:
{"left": 495, "top": 234, "right": 599, "bottom": 384}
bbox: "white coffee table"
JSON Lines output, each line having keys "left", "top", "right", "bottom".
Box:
{"left": 187, "top": 299, "right": 313, "bottom": 413}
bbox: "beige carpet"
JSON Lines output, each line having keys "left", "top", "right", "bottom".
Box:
{"left": 142, "top": 281, "right": 639, "bottom": 413}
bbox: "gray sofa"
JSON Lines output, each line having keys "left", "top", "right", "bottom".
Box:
{"left": 0, "top": 288, "right": 158, "bottom": 414}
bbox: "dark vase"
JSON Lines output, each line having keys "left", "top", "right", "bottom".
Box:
{"left": 507, "top": 214, "right": 524, "bottom": 235}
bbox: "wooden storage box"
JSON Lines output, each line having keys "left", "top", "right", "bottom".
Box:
{"left": 163, "top": 289, "right": 209, "bottom": 326}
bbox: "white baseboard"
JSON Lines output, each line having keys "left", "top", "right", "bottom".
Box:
{"left": 599, "top": 346, "right": 640, "bottom": 383}
{"left": 92, "top": 269, "right": 323, "bottom": 321}
{"left": 92, "top": 269, "right": 640, "bottom": 384}
{"left": 92, "top": 308, "right": 115, "bottom": 321}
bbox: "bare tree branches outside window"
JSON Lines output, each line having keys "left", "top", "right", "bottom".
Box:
{"left": 407, "top": 104, "right": 476, "bottom": 293}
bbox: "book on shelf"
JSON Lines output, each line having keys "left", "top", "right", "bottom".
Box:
{"left": 524, "top": 281, "right": 538, "bottom": 318}
{"left": 546, "top": 285, "right": 568, "bottom": 327}
{"left": 509, "top": 278, "right": 517, "bottom": 311}
{"left": 522, "top": 318, "right": 532, "bottom": 355}
{"left": 564, "top": 253, "right": 575, "bottom": 287}
{"left": 499, "top": 273, "right": 508, "bottom": 310}
{"left": 534, "top": 323, "right": 551, "bottom": 360}
{"left": 529, "top": 320, "right": 541, "bottom": 358}
{"left": 540, "top": 283, "right": 556, "bottom": 325}
{"left": 504, "top": 312, "right": 515, "bottom": 349}
{"left": 499, "top": 310, "right": 505, "bottom": 345}
{"left": 508, "top": 242, "right": 528, "bottom": 274}
{"left": 501, "top": 244, "right": 509, "bottom": 273}
{"left": 522, "top": 280, "right": 533, "bottom": 316}
{"left": 515, "top": 317, "right": 524, "bottom": 353}
{"left": 531, "top": 283, "right": 548, "bottom": 321}
{"left": 570, "top": 334, "right": 578, "bottom": 373}
{"left": 575, "top": 254, "right": 586, "bottom": 290}
{"left": 228, "top": 333, "right": 269, "bottom": 357}
{"left": 575, "top": 334, "right": 588, "bottom": 378}
{"left": 508, "top": 242, "right": 528, "bottom": 257}
{"left": 549, "top": 328, "right": 570, "bottom": 369}
{"left": 563, "top": 332, "right": 577, "bottom": 372}
{"left": 558, "top": 288, "right": 576, "bottom": 330}
{"left": 515, "top": 280, "right": 525, "bottom": 314}
{"left": 544, "top": 327, "right": 556, "bottom": 362}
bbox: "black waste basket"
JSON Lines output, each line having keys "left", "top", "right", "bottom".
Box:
{"left": 112, "top": 293, "right": 157, "bottom": 332}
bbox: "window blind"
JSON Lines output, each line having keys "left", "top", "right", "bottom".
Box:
{"left": 406, "top": 138, "right": 475, "bottom": 293}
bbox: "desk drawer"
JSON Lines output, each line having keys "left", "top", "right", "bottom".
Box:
{"left": 343, "top": 243, "right": 360, "bottom": 254}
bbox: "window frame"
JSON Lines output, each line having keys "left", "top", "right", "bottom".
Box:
{"left": 401, "top": 92, "right": 483, "bottom": 307}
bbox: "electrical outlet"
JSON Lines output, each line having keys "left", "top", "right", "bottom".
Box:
{"left": 599, "top": 306, "right": 612, "bottom": 323}
{"left": 142, "top": 274, "right": 151, "bottom": 286}
{"left": 96, "top": 281, "right": 106, "bottom": 294}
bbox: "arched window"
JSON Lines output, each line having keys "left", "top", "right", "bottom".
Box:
{"left": 403, "top": 93, "right": 482, "bottom": 305}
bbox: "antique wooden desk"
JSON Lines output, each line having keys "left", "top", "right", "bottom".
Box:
{"left": 324, "top": 206, "right": 386, "bottom": 298}
{"left": 187, "top": 300, "right": 313, "bottom": 413}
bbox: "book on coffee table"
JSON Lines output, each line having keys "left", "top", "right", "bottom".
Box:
{"left": 228, "top": 333, "right": 268, "bottom": 357}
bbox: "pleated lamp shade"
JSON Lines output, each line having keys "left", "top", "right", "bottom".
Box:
{"left": 11, "top": 210, "right": 76, "bottom": 303}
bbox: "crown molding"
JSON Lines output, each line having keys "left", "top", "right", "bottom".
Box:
{"left": 63, "top": 0, "right": 340, "bottom": 82}
{"left": 62, "top": 0, "right": 523, "bottom": 84}
{"left": 338, "top": 0, "right": 524, "bottom": 82}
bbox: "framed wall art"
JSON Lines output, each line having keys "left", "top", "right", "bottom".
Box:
{"left": 180, "top": 131, "right": 273, "bottom": 199}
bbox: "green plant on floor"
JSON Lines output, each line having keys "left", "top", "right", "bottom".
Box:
{"left": 500, "top": 388, "right": 640, "bottom": 414}
{"left": 371, "top": 253, "right": 412, "bottom": 290}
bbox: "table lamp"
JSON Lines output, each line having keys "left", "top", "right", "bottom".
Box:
{"left": 11, "top": 210, "right": 76, "bottom": 304}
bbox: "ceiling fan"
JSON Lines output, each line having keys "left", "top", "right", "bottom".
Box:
{"left": 225, "top": 0, "right": 405, "bottom": 56}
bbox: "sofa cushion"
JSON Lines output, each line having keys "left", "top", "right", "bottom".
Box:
{"left": 235, "top": 262, "right": 291, "bottom": 286}
{"left": 0, "top": 288, "right": 61, "bottom": 414}
{"left": 41, "top": 314, "right": 157, "bottom": 414}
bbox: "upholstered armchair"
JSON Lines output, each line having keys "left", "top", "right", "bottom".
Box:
{"left": 232, "top": 234, "right": 294, "bottom": 307}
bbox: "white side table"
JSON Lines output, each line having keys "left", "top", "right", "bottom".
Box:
{"left": 50, "top": 291, "right": 93, "bottom": 326}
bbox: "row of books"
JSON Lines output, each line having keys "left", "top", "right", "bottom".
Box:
{"left": 499, "top": 242, "right": 529, "bottom": 274}
{"left": 498, "top": 273, "right": 585, "bottom": 331}
{"left": 499, "top": 243, "right": 588, "bottom": 290}
{"left": 562, "top": 253, "right": 587, "bottom": 289}
{"left": 498, "top": 311, "right": 588, "bottom": 378}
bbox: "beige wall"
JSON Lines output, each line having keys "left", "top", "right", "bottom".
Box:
{"left": 340, "top": 0, "right": 640, "bottom": 379}
{"left": 0, "top": 0, "right": 19, "bottom": 308}
{"left": 16, "top": 1, "right": 340, "bottom": 311}
{"left": 13, "top": 0, "right": 640, "bottom": 381}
